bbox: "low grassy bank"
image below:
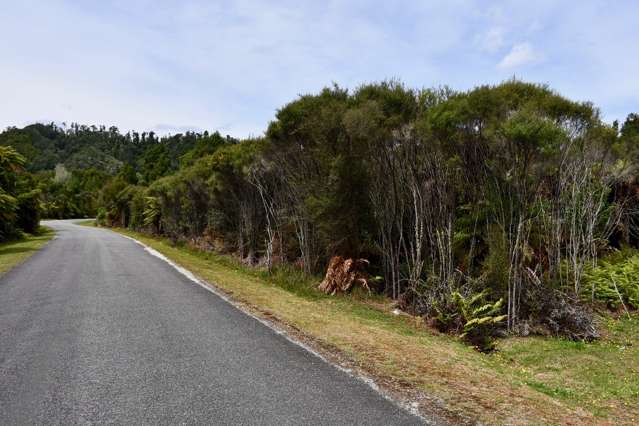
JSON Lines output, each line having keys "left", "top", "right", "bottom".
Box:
{"left": 106, "top": 225, "right": 637, "bottom": 425}
{"left": 0, "top": 227, "right": 54, "bottom": 276}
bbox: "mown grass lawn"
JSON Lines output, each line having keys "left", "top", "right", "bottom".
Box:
{"left": 493, "top": 316, "right": 638, "bottom": 422}
{"left": 0, "top": 227, "right": 54, "bottom": 276}
{"left": 105, "top": 224, "right": 637, "bottom": 425}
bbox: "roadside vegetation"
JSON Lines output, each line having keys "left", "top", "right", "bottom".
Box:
{"left": 0, "top": 227, "right": 54, "bottom": 275}
{"left": 0, "top": 146, "right": 41, "bottom": 242}
{"left": 3, "top": 79, "right": 639, "bottom": 423}
{"left": 107, "top": 225, "right": 639, "bottom": 424}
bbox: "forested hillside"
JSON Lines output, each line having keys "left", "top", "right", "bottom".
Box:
{"left": 0, "top": 123, "right": 236, "bottom": 220}
{"left": 3, "top": 80, "right": 639, "bottom": 349}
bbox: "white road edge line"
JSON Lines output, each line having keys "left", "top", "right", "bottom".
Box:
{"left": 119, "top": 233, "right": 427, "bottom": 423}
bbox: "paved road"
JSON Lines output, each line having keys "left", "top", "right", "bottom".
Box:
{"left": 0, "top": 220, "right": 423, "bottom": 425}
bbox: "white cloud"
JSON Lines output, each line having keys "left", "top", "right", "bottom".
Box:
{"left": 497, "top": 43, "right": 540, "bottom": 69}
{"left": 477, "top": 27, "right": 505, "bottom": 53}
{"left": 1, "top": 1, "right": 638, "bottom": 134}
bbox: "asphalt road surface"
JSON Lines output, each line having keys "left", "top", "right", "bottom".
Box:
{"left": 0, "top": 220, "right": 423, "bottom": 425}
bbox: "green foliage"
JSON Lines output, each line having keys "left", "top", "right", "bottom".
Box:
{"left": 180, "top": 131, "right": 227, "bottom": 167}
{"left": 0, "top": 123, "right": 220, "bottom": 219}
{"left": 118, "top": 164, "right": 138, "bottom": 185}
{"left": 141, "top": 138, "right": 263, "bottom": 250}
{"left": 3, "top": 79, "right": 639, "bottom": 346}
{"left": 16, "top": 189, "right": 41, "bottom": 234}
{"left": 0, "top": 189, "right": 18, "bottom": 226}
{"left": 583, "top": 254, "right": 639, "bottom": 310}
{"left": 139, "top": 144, "right": 171, "bottom": 184}
{"left": 0, "top": 145, "right": 26, "bottom": 174}
{"left": 126, "top": 188, "right": 146, "bottom": 230}
{"left": 0, "top": 146, "right": 41, "bottom": 240}
{"left": 482, "top": 226, "right": 510, "bottom": 295}
{"left": 98, "top": 176, "right": 129, "bottom": 226}
{"left": 434, "top": 290, "right": 506, "bottom": 351}
{"left": 143, "top": 196, "right": 160, "bottom": 230}
{"left": 620, "top": 113, "right": 639, "bottom": 142}
{"left": 96, "top": 207, "right": 107, "bottom": 226}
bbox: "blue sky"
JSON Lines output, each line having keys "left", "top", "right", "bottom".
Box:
{"left": 1, "top": 0, "right": 638, "bottom": 137}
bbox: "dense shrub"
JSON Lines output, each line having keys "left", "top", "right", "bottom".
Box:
{"left": 583, "top": 255, "right": 639, "bottom": 310}
{"left": 16, "top": 189, "right": 41, "bottom": 234}
{"left": 6, "top": 80, "right": 639, "bottom": 350}
{"left": 433, "top": 290, "right": 506, "bottom": 352}
{"left": 90, "top": 81, "right": 639, "bottom": 348}
{"left": 96, "top": 207, "right": 107, "bottom": 226}
{"left": 0, "top": 146, "right": 41, "bottom": 240}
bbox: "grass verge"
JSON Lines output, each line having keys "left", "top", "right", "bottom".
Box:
{"left": 104, "top": 224, "right": 637, "bottom": 425}
{"left": 0, "top": 227, "right": 54, "bottom": 276}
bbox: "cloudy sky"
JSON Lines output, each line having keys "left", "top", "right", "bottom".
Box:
{"left": 1, "top": 0, "right": 637, "bottom": 137}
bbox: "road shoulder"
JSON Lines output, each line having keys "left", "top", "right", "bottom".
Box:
{"left": 99, "top": 224, "right": 606, "bottom": 425}
{"left": 0, "top": 227, "right": 54, "bottom": 277}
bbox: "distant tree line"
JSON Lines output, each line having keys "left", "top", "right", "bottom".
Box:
{"left": 3, "top": 80, "right": 638, "bottom": 349}
{"left": 0, "top": 122, "right": 237, "bottom": 220}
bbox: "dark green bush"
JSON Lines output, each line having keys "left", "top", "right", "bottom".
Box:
{"left": 16, "top": 189, "right": 41, "bottom": 234}
{"left": 96, "top": 207, "right": 107, "bottom": 226}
